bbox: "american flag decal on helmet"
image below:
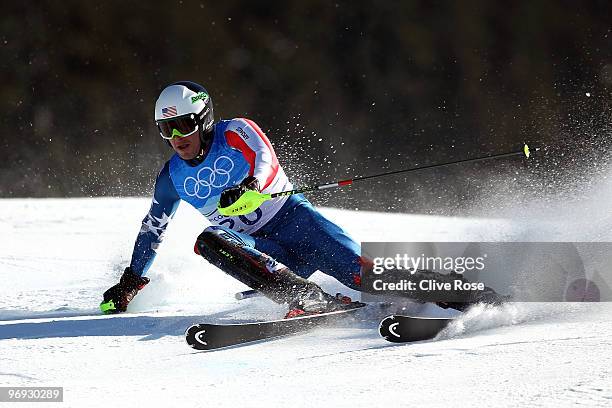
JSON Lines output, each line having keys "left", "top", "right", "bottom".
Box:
{"left": 162, "top": 106, "right": 177, "bottom": 118}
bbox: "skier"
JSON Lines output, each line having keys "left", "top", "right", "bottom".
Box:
{"left": 100, "top": 80, "right": 504, "bottom": 316}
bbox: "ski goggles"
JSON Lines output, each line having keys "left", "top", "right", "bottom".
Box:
{"left": 156, "top": 114, "right": 199, "bottom": 140}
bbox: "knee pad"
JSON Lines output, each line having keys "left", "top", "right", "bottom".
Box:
{"left": 194, "top": 228, "right": 243, "bottom": 258}
{"left": 192, "top": 228, "right": 313, "bottom": 304}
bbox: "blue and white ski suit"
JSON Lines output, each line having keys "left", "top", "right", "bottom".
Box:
{"left": 130, "top": 118, "right": 362, "bottom": 289}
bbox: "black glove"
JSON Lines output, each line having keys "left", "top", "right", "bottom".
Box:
{"left": 219, "top": 176, "right": 261, "bottom": 208}
{"left": 100, "top": 267, "right": 150, "bottom": 314}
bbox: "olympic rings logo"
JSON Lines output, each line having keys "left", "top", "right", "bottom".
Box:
{"left": 184, "top": 155, "right": 235, "bottom": 199}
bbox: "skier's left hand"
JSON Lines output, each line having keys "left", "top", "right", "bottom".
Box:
{"left": 219, "top": 176, "right": 261, "bottom": 208}
{"left": 100, "top": 267, "right": 150, "bottom": 314}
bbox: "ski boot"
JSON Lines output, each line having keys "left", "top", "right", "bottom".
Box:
{"left": 367, "top": 268, "right": 510, "bottom": 312}
{"left": 285, "top": 288, "right": 363, "bottom": 319}
{"left": 436, "top": 282, "right": 511, "bottom": 312}
{"left": 406, "top": 270, "right": 509, "bottom": 311}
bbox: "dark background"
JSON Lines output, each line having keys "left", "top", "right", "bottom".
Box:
{"left": 2, "top": 1, "right": 611, "bottom": 215}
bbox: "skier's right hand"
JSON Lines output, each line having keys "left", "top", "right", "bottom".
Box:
{"left": 100, "top": 267, "right": 150, "bottom": 314}
{"left": 219, "top": 176, "right": 261, "bottom": 208}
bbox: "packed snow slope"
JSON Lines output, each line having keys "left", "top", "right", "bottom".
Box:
{"left": 0, "top": 198, "right": 611, "bottom": 408}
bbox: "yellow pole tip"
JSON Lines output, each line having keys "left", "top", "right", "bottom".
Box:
{"left": 523, "top": 144, "right": 530, "bottom": 158}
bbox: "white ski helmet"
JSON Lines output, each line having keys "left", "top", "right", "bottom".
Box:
{"left": 154, "top": 81, "right": 214, "bottom": 140}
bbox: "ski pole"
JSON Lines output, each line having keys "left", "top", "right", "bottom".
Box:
{"left": 235, "top": 289, "right": 262, "bottom": 300}
{"left": 218, "top": 144, "right": 531, "bottom": 216}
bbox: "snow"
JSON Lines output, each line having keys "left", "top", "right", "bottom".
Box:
{"left": 1, "top": 198, "right": 611, "bottom": 407}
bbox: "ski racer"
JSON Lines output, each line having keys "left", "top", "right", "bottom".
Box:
{"left": 100, "top": 81, "right": 504, "bottom": 316}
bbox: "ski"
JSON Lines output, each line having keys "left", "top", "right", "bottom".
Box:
{"left": 186, "top": 305, "right": 365, "bottom": 350}
{"left": 378, "top": 315, "right": 453, "bottom": 343}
